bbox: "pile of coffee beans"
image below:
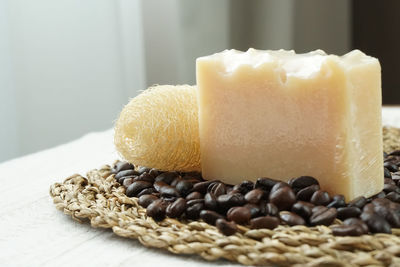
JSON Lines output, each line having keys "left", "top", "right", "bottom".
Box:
{"left": 112, "top": 150, "right": 400, "bottom": 236}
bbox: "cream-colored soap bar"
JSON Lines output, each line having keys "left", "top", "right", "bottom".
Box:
{"left": 196, "top": 49, "right": 383, "bottom": 200}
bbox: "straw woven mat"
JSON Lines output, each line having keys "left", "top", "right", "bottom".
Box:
{"left": 50, "top": 127, "right": 400, "bottom": 267}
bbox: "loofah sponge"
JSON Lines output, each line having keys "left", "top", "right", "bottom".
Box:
{"left": 114, "top": 85, "right": 201, "bottom": 172}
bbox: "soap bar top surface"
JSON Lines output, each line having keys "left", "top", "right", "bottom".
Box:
{"left": 196, "top": 48, "right": 383, "bottom": 201}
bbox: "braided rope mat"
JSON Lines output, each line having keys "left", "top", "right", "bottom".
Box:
{"left": 50, "top": 127, "right": 400, "bottom": 267}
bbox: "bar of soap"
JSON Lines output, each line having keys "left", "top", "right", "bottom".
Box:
{"left": 196, "top": 48, "right": 383, "bottom": 200}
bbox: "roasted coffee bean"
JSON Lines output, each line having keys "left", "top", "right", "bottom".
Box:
{"left": 134, "top": 173, "right": 155, "bottom": 183}
{"left": 175, "top": 180, "right": 193, "bottom": 196}
{"left": 291, "top": 201, "right": 314, "bottom": 219}
{"left": 204, "top": 192, "right": 218, "bottom": 210}
{"left": 280, "top": 212, "right": 306, "bottom": 226}
{"left": 343, "top": 218, "right": 369, "bottom": 233}
{"left": 166, "top": 198, "right": 186, "bottom": 218}
{"left": 217, "top": 193, "right": 246, "bottom": 211}
{"left": 270, "top": 182, "right": 289, "bottom": 194}
{"left": 185, "top": 202, "right": 204, "bottom": 220}
{"left": 371, "top": 191, "right": 386, "bottom": 200}
{"left": 137, "top": 166, "right": 151, "bottom": 174}
{"left": 250, "top": 216, "right": 280, "bottom": 229}
{"left": 216, "top": 219, "right": 238, "bottom": 236}
{"left": 386, "top": 192, "right": 400, "bottom": 203}
{"left": 227, "top": 206, "right": 251, "bottom": 225}
{"left": 311, "top": 205, "right": 328, "bottom": 215}
{"left": 244, "top": 189, "right": 266, "bottom": 204}
{"left": 153, "top": 181, "right": 168, "bottom": 192}
{"left": 332, "top": 224, "right": 365, "bottom": 236}
{"left": 244, "top": 203, "right": 261, "bottom": 218}
{"left": 269, "top": 187, "right": 296, "bottom": 211}
{"left": 296, "top": 184, "right": 320, "bottom": 201}
{"left": 327, "top": 194, "right": 346, "bottom": 208}
{"left": 384, "top": 161, "right": 399, "bottom": 172}
{"left": 385, "top": 177, "right": 396, "bottom": 185}
{"left": 159, "top": 185, "right": 180, "bottom": 197}
{"left": 200, "top": 210, "right": 224, "bottom": 225}
{"left": 364, "top": 214, "right": 392, "bottom": 234}
{"left": 265, "top": 203, "right": 279, "bottom": 216}
{"left": 389, "top": 150, "right": 400, "bottom": 156}
{"left": 337, "top": 207, "right": 361, "bottom": 220}
{"left": 162, "top": 196, "right": 177, "bottom": 202}
{"left": 289, "top": 176, "right": 319, "bottom": 189}
{"left": 192, "top": 180, "right": 217, "bottom": 194}
{"left": 186, "top": 199, "right": 204, "bottom": 206}
{"left": 209, "top": 182, "right": 227, "bottom": 197}
{"left": 155, "top": 172, "right": 179, "bottom": 184}
{"left": 126, "top": 181, "right": 153, "bottom": 197}
{"left": 118, "top": 175, "right": 135, "bottom": 184}
{"left": 386, "top": 211, "right": 400, "bottom": 228}
{"left": 146, "top": 199, "right": 168, "bottom": 221}
{"left": 137, "top": 188, "right": 156, "bottom": 197}
{"left": 170, "top": 177, "right": 183, "bottom": 187}
{"left": 138, "top": 194, "right": 159, "bottom": 208}
{"left": 310, "top": 190, "right": 331, "bottom": 206}
{"left": 122, "top": 177, "right": 134, "bottom": 188}
{"left": 148, "top": 168, "right": 160, "bottom": 178}
{"left": 348, "top": 196, "right": 367, "bottom": 209}
{"left": 183, "top": 171, "right": 202, "bottom": 179}
{"left": 309, "top": 207, "right": 337, "bottom": 226}
{"left": 186, "top": 191, "right": 203, "bottom": 200}
{"left": 383, "top": 183, "right": 400, "bottom": 193}
{"left": 233, "top": 180, "right": 254, "bottom": 195}
{"left": 255, "top": 177, "right": 280, "bottom": 191}
{"left": 384, "top": 168, "right": 392, "bottom": 178}
{"left": 392, "top": 174, "right": 400, "bottom": 184}
{"left": 115, "top": 169, "right": 139, "bottom": 180}
{"left": 114, "top": 161, "right": 135, "bottom": 173}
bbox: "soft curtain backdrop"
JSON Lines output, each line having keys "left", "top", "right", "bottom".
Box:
{"left": 0, "top": 0, "right": 350, "bottom": 162}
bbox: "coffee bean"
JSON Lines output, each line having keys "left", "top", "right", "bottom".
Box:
{"left": 310, "top": 190, "right": 331, "bottom": 206}
{"left": 384, "top": 168, "right": 392, "bottom": 178}
{"left": 166, "top": 198, "right": 186, "bottom": 218}
{"left": 270, "top": 182, "right": 289, "bottom": 194}
{"left": 384, "top": 161, "right": 399, "bottom": 172}
{"left": 186, "top": 191, "right": 203, "bottom": 200}
{"left": 291, "top": 201, "right": 314, "bottom": 219}
{"left": 309, "top": 207, "right": 337, "bottom": 226}
{"left": 233, "top": 180, "right": 254, "bottom": 195}
{"left": 138, "top": 194, "right": 159, "bottom": 208}
{"left": 126, "top": 181, "right": 152, "bottom": 197}
{"left": 192, "top": 180, "right": 217, "bottom": 194}
{"left": 364, "top": 214, "right": 392, "bottom": 234}
{"left": 175, "top": 180, "right": 193, "bottom": 196}
{"left": 250, "top": 216, "right": 280, "bottom": 229}
{"left": 148, "top": 168, "right": 159, "bottom": 178}
{"left": 389, "top": 150, "right": 400, "bottom": 156}
{"left": 244, "top": 189, "right": 266, "bottom": 204}
{"left": 228, "top": 189, "right": 241, "bottom": 195}
{"left": 200, "top": 210, "right": 224, "bottom": 225}
{"left": 255, "top": 177, "right": 280, "bottom": 191}
{"left": 170, "top": 177, "right": 183, "bottom": 187}
{"left": 348, "top": 196, "right": 367, "bottom": 209}
{"left": 327, "top": 194, "right": 346, "bottom": 208}
{"left": 386, "top": 211, "right": 400, "bottom": 228}
{"left": 115, "top": 169, "right": 139, "bottom": 180}
{"left": 204, "top": 192, "right": 218, "bottom": 210}
{"left": 269, "top": 187, "right": 296, "bottom": 211}
{"left": 134, "top": 173, "right": 155, "bottom": 183}
{"left": 383, "top": 183, "right": 400, "bottom": 193}
{"left": 311, "top": 205, "right": 328, "bottom": 216}
{"left": 337, "top": 207, "right": 361, "bottom": 220}
{"left": 146, "top": 199, "right": 168, "bottom": 221}
{"left": 289, "top": 176, "right": 319, "bottom": 189}
{"left": 137, "top": 166, "right": 151, "bottom": 174}
{"left": 185, "top": 202, "right": 204, "bottom": 220}
{"left": 343, "top": 218, "right": 369, "bottom": 234}
{"left": 186, "top": 199, "right": 204, "bottom": 206}
{"left": 162, "top": 196, "right": 177, "bottom": 202}
{"left": 217, "top": 193, "right": 246, "bottom": 211}
{"left": 244, "top": 203, "right": 261, "bottom": 218}
{"left": 280, "top": 212, "right": 306, "bottom": 226}
{"left": 137, "top": 187, "right": 156, "bottom": 197}
{"left": 386, "top": 192, "right": 400, "bottom": 202}
{"left": 154, "top": 181, "right": 168, "bottom": 192}
{"left": 227, "top": 206, "right": 251, "bottom": 225}
{"left": 332, "top": 224, "right": 365, "bottom": 236}
{"left": 384, "top": 177, "right": 396, "bottom": 185}
{"left": 265, "top": 203, "right": 279, "bottom": 216}
{"left": 155, "top": 172, "right": 179, "bottom": 184}
{"left": 216, "top": 219, "right": 238, "bottom": 236}
{"left": 296, "top": 184, "right": 320, "bottom": 201}
{"left": 114, "top": 161, "right": 135, "bottom": 173}
{"left": 209, "top": 182, "right": 227, "bottom": 197}
{"left": 122, "top": 177, "right": 134, "bottom": 188}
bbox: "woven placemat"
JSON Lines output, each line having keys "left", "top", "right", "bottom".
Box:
{"left": 50, "top": 127, "right": 400, "bottom": 267}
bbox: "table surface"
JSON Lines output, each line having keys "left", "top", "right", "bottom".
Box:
{"left": 2, "top": 107, "right": 400, "bottom": 267}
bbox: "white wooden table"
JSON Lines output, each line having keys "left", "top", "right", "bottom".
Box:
{"left": 1, "top": 107, "right": 400, "bottom": 267}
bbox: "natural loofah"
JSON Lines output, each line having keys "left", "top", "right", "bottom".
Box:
{"left": 114, "top": 85, "right": 201, "bottom": 172}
